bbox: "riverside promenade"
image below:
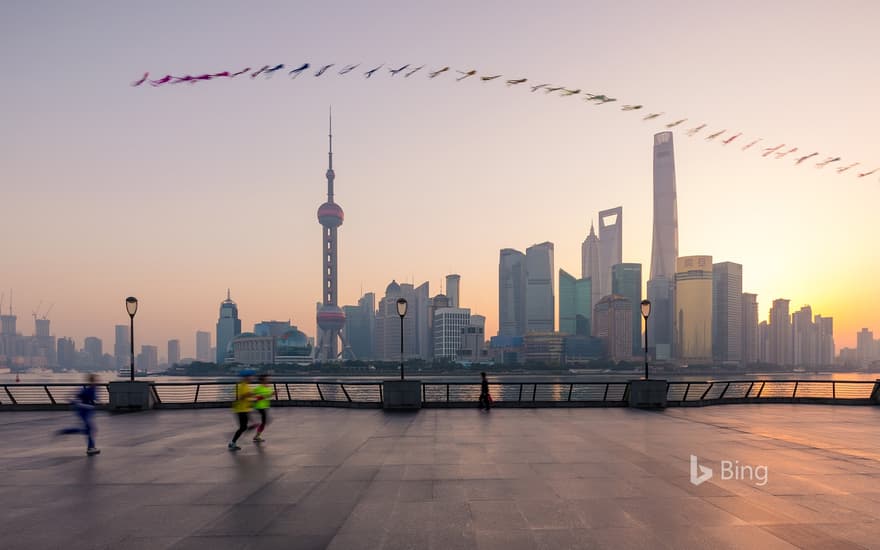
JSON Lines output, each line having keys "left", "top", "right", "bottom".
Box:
{"left": 2, "top": 405, "right": 880, "bottom": 549}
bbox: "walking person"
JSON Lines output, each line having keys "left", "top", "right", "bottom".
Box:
{"left": 479, "top": 371, "right": 492, "bottom": 411}
{"left": 252, "top": 374, "right": 275, "bottom": 443}
{"left": 228, "top": 370, "right": 256, "bottom": 451}
{"left": 56, "top": 374, "right": 101, "bottom": 455}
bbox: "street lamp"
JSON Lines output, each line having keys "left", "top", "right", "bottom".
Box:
{"left": 125, "top": 297, "right": 138, "bottom": 381}
{"left": 640, "top": 299, "right": 651, "bottom": 380}
{"left": 396, "top": 298, "right": 408, "bottom": 380}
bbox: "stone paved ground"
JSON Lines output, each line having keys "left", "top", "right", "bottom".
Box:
{"left": 2, "top": 405, "right": 880, "bottom": 549}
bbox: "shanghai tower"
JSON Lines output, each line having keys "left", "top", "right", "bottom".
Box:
{"left": 316, "top": 112, "right": 347, "bottom": 361}
{"left": 647, "top": 131, "right": 678, "bottom": 359}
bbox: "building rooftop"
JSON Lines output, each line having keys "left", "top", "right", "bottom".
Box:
{"left": 3, "top": 405, "right": 880, "bottom": 549}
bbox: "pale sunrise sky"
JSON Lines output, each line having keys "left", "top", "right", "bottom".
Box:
{"left": 2, "top": 0, "right": 879, "bottom": 357}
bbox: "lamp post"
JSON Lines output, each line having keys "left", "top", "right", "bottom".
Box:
{"left": 640, "top": 299, "right": 651, "bottom": 380}
{"left": 396, "top": 298, "right": 408, "bottom": 380}
{"left": 125, "top": 297, "right": 138, "bottom": 381}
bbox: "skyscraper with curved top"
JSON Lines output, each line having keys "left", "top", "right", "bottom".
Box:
{"left": 648, "top": 131, "right": 679, "bottom": 359}
{"left": 216, "top": 289, "right": 241, "bottom": 364}
{"left": 316, "top": 111, "right": 347, "bottom": 361}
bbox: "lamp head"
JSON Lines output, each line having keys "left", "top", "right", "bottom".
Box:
{"left": 125, "top": 296, "right": 139, "bottom": 317}
{"left": 396, "top": 298, "right": 408, "bottom": 318}
{"left": 640, "top": 299, "right": 651, "bottom": 319}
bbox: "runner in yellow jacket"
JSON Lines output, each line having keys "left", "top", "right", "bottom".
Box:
{"left": 228, "top": 370, "right": 256, "bottom": 451}
{"left": 252, "top": 374, "right": 275, "bottom": 443}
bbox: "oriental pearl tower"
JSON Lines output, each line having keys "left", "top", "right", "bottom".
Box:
{"left": 315, "top": 111, "right": 347, "bottom": 361}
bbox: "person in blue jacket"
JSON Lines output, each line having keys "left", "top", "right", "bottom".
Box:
{"left": 56, "top": 373, "right": 101, "bottom": 455}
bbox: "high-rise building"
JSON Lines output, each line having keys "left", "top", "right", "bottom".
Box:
{"left": 196, "top": 331, "right": 211, "bottom": 362}
{"left": 612, "top": 263, "right": 642, "bottom": 355}
{"left": 597, "top": 207, "right": 623, "bottom": 300}
{"left": 768, "top": 299, "right": 792, "bottom": 366}
{"left": 114, "top": 324, "right": 129, "bottom": 368}
{"left": 648, "top": 132, "right": 679, "bottom": 362}
{"left": 445, "top": 274, "right": 461, "bottom": 308}
{"left": 581, "top": 223, "right": 601, "bottom": 314}
{"left": 674, "top": 256, "right": 713, "bottom": 363}
{"left": 758, "top": 321, "right": 770, "bottom": 363}
{"left": 498, "top": 249, "right": 527, "bottom": 337}
{"left": 594, "top": 294, "right": 633, "bottom": 362}
{"left": 83, "top": 337, "right": 103, "bottom": 367}
{"left": 139, "top": 345, "right": 159, "bottom": 372}
{"left": 741, "top": 293, "right": 759, "bottom": 365}
{"left": 647, "top": 277, "right": 674, "bottom": 360}
{"left": 792, "top": 306, "right": 817, "bottom": 367}
{"left": 374, "top": 280, "right": 431, "bottom": 361}
{"left": 857, "top": 328, "right": 874, "bottom": 363}
{"left": 458, "top": 315, "right": 487, "bottom": 363}
{"left": 525, "top": 242, "right": 555, "bottom": 333}
{"left": 57, "top": 337, "right": 76, "bottom": 369}
{"left": 343, "top": 292, "right": 376, "bottom": 360}
{"left": 815, "top": 315, "right": 834, "bottom": 366}
{"left": 433, "top": 307, "right": 471, "bottom": 360}
{"left": 167, "top": 339, "right": 181, "bottom": 366}
{"left": 315, "top": 113, "right": 347, "bottom": 361}
{"left": 559, "top": 269, "right": 592, "bottom": 336}
{"left": 216, "top": 289, "right": 242, "bottom": 364}
{"left": 712, "top": 262, "right": 742, "bottom": 364}
{"left": 650, "top": 132, "right": 679, "bottom": 281}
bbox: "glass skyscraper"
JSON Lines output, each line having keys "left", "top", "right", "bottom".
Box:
{"left": 559, "top": 269, "right": 592, "bottom": 336}
{"left": 648, "top": 131, "right": 679, "bottom": 360}
{"left": 674, "top": 256, "right": 713, "bottom": 363}
{"left": 612, "top": 263, "right": 642, "bottom": 355}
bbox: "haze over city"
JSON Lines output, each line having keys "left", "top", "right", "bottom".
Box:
{"left": 3, "top": 1, "right": 879, "bottom": 356}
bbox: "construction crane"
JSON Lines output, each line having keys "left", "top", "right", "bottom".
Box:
{"left": 32, "top": 300, "right": 43, "bottom": 323}
{"left": 41, "top": 303, "right": 54, "bottom": 320}
{"left": 0, "top": 292, "right": 4, "bottom": 315}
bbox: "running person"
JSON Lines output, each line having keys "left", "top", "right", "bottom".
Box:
{"left": 57, "top": 374, "right": 101, "bottom": 455}
{"left": 252, "top": 374, "right": 275, "bottom": 443}
{"left": 228, "top": 370, "right": 256, "bottom": 451}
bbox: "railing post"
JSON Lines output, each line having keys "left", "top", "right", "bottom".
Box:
{"left": 602, "top": 383, "right": 609, "bottom": 401}
{"left": 683, "top": 383, "right": 691, "bottom": 401}
{"left": 518, "top": 383, "right": 523, "bottom": 402}
{"left": 700, "top": 383, "right": 713, "bottom": 400}
{"left": 532, "top": 384, "right": 537, "bottom": 402}
{"left": 316, "top": 384, "right": 325, "bottom": 401}
{"left": 422, "top": 383, "right": 426, "bottom": 403}
{"left": 792, "top": 381, "right": 798, "bottom": 399}
{"left": 757, "top": 381, "right": 766, "bottom": 398}
{"left": 44, "top": 385, "right": 56, "bottom": 404}
{"left": 285, "top": 383, "right": 292, "bottom": 401}
{"left": 446, "top": 384, "right": 450, "bottom": 402}
{"left": 832, "top": 381, "right": 836, "bottom": 400}
{"left": 340, "top": 384, "right": 352, "bottom": 402}
{"left": 193, "top": 384, "right": 200, "bottom": 404}
{"left": 747, "top": 381, "right": 755, "bottom": 398}
{"left": 4, "top": 386, "right": 16, "bottom": 405}
{"left": 718, "top": 382, "right": 730, "bottom": 399}
{"left": 567, "top": 384, "right": 573, "bottom": 402}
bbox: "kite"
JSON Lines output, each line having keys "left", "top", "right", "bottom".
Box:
{"left": 686, "top": 124, "right": 706, "bottom": 136}
{"left": 762, "top": 144, "right": 784, "bottom": 157}
{"left": 265, "top": 64, "right": 285, "bottom": 75}
{"left": 130, "top": 60, "right": 878, "bottom": 181}
{"left": 796, "top": 152, "right": 819, "bottom": 165}
{"left": 288, "top": 63, "right": 309, "bottom": 78}
{"left": 741, "top": 138, "right": 761, "bottom": 150}
{"left": 816, "top": 156, "right": 841, "bottom": 168}
{"left": 364, "top": 64, "right": 384, "bottom": 78}
{"left": 722, "top": 132, "right": 742, "bottom": 145}
{"left": 389, "top": 64, "right": 409, "bottom": 76}
{"left": 314, "top": 64, "right": 334, "bottom": 77}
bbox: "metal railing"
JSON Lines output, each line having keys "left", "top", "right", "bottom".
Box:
{"left": 0, "top": 383, "right": 112, "bottom": 409}
{"left": 666, "top": 380, "right": 878, "bottom": 406}
{"left": 1, "top": 379, "right": 877, "bottom": 410}
{"left": 422, "top": 382, "right": 630, "bottom": 407}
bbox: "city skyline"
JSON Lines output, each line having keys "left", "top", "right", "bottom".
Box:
{"left": 2, "top": 2, "right": 879, "bottom": 356}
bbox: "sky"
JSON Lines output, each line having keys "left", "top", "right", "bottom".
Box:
{"left": 2, "top": 0, "right": 879, "bottom": 358}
